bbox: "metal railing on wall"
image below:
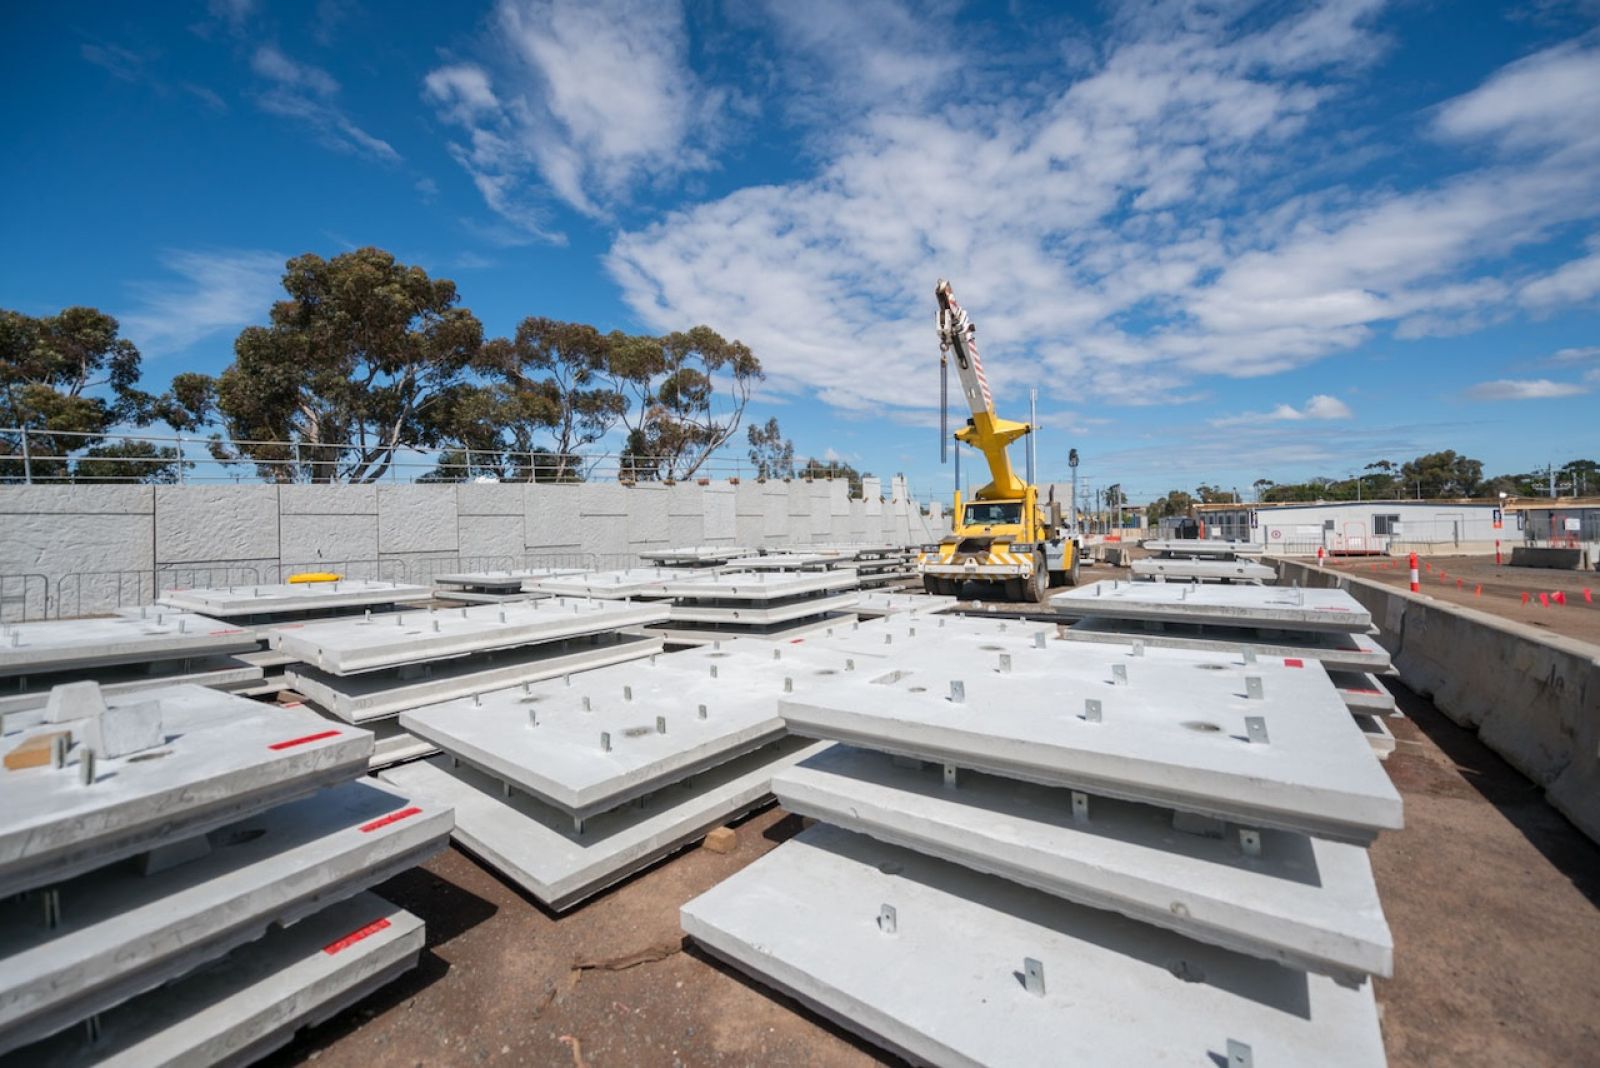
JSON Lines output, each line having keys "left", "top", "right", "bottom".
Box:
{"left": 0, "top": 426, "right": 896, "bottom": 491}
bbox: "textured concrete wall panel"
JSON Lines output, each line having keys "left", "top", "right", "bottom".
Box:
{"left": 155, "top": 486, "right": 279, "bottom": 563}
{"left": 526, "top": 484, "right": 584, "bottom": 550}
{"left": 279, "top": 484, "right": 377, "bottom": 515}
{"left": 456, "top": 482, "right": 525, "bottom": 517}
{"left": 377, "top": 485, "right": 458, "bottom": 554}
{"left": 0, "top": 485, "right": 153, "bottom": 514}
{"left": 761, "top": 482, "right": 788, "bottom": 538}
{"left": 704, "top": 483, "right": 736, "bottom": 541}
{"left": 862, "top": 478, "right": 883, "bottom": 516}
{"left": 579, "top": 483, "right": 629, "bottom": 518}
{"left": 625, "top": 486, "right": 670, "bottom": 545}
{"left": 457, "top": 515, "right": 526, "bottom": 563}
{"left": 280, "top": 513, "right": 378, "bottom": 569}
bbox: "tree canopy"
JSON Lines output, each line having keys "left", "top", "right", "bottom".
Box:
{"left": 746, "top": 416, "right": 794, "bottom": 480}
{"left": 614, "top": 325, "right": 762, "bottom": 482}
{"left": 195, "top": 248, "right": 484, "bottom": 483}
{"left": 1, "top": 306, "right": 204, "bottom": 482}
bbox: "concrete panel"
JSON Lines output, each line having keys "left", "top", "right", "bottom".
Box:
{"left": 1144, "top": 539, "right": 1263, "bottom": 558}
{"left": 401, "top": 640, "right": 856, "bottom": 819}
{"left": 861, "top": 477, "right": 882, "bottom": 512}
{"left": 1058, "top": 618, "right": 1393, "bottom": 673}
{"left": 761, "top": 482, "right": 788, "bottom": 539}
{"left": 455, "top": 482, "right": 524, "bottom": 517}
{"left": 829, "top": 479, "right": 850, "bottom": 517}
{"left": 666, "top": 483, "right": 703, "bottom": 517}
{"left": 663, "top": 570, "right": 856, "bottom": 600}
{"left": 280, "top": 512, "right": 379, "bottom": 569}
{"left": 786, "top": 631, "right": 1403, "bottom": 842}
{"left": 0, "top": 780, "right": 448, "bottom": 1053}
{"left": 270, "top": 597, "right": 670, "bottom": 674}
{"left": 154, "top": 486, "right": 279, "bottom": 564}
{"left": 0, "top": 485, "right": 153, "bottom": 514}
{"left": 1330, "top": 672, "right": 1396, "bottom": 714}
{"left": 376, "top": 485, "right": 457, "bottom": 554}
{"left": 380, "top": 738, "right": 828, "bottom": 910}
{"left": 12, "top": 892, "right": 422, "bottom": 1068}
{"left": 278, "top": 484, "right": 378, "bottom": 515}
{"left": 853, "top": 591, "right": 959, "bottom": 619}
{"left": 774, "top": 746, "right": 1390, "bottom": 980}
{"left": 526, "top": 484, "right": 584, "bottom": 550}
{"left": 1052, "top": 581, "right": 1372, "bottom": 633}
{"left": 648, "top": 612, "right": 857, "bottom": 647}
{"left": 530, "top": 568, "right": 673, "bottom": 600}
{"left": 669, "top": 592, "right": 860, "bottom": 625}
{"left": 160, "top": 580, "right": 431, "bottom": 620}
{"left": 457, "top": 514, "right": 525, "bottom": 560}
{"left": 1131, "top": 558, "right": 1276, "bottom": 583}
{"left": 0, "top": 611, "right": 257, "bottom": 677}
{"left": 0, "top": 511, "right": 153, "bottom": 617}
{"left": 0, "top": 684, "right": 373, "bottom": 896}
{"left": 682, "top": 825, "right": 1385, "bottom": 1067}
{"left": 626, "top": 485, "right": 671, "bottom": 546}
{"left": 579, "top": 482, "right": 629, "bottom": 518}
{"left": 0, "top": 657, "right": 263, "bottom": 718}
{"left": 704, "top": 483, "right": 736, "bottom": 541}
{"left": 808, "top": 481, "right": 831, "bottom": 537}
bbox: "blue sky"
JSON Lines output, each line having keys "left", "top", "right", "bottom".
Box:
{"left": 2, "top": 0, "right": 1598, "bottom": 503}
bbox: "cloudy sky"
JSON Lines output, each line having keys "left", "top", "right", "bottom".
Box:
{"left": 3, "top": 0, "right": 1598, "bottom": 501}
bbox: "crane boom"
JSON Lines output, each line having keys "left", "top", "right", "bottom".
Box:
{"left": 935, "top": 279, "right": 1029, "bottom": 501}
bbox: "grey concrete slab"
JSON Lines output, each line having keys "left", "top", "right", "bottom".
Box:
{"left": 661, "top": 570, "right": 857, "bottom": 600}
{"left": 647, "top": 612, "right": 859, "bottom": 648}
{"left": 8, "top": 892, "right": 423, "bottom": 1068}
{"left": 852, "top": 592, "right": 959, "bottom": 619}
{"left": 529, "top": 568, "right": 675, "bottom": 599}
{"left": 268, "top": 597, "right": 670, "bottom": 674}
{"left": 0, "top": 657, "right": 263, "bottom": 719}
{"left": 0, "top": 685, "right": 373, "bottom": 897}
{"left": 683, "top": 825, "right": 1385, "bottom": 1068}
{"left": 779, "top": 635, "right": 1403, "bottom": 842}
{"left": 667, "top": 591, "right": 860, "bottom": 625}
{"left": 0, "top": 779, "right": 449, "bottom": 1053}
{"left": 287, "top": 632, "right": 665, "bottom": 723}
{"left": 1142, "top": 539, "right": 1264, "bottom": 557}
{"left": 773, "top": 746, "right": 1391, "bottom": 980}
{"left": 1131, "top": 558, "right": 1277, "bottom": 583}
{"left": 158, "top": 579, "right": 433, "bottom": 620}
{"left": 433, "top": 567, "right": 586, "bottom": 593}
{"left": 367, "top": 718, "right": 438, "bottom": 769}
{"left": 1330, "top": 672, "right": 1396, "bottom": 714}
{"left": 0, "top": 612, "right": 259, "bottom": 678}
{"left": 723, "top": 552, "right": 842, "bottom": 571}
{"left": 1355, "top": 713, "right": 1396, "bottom": 760}
{"left": 1057, "top": 617, "right": 1393, "bottom": 672}
{"left": 1052, "top": 581, "right": 1371, "bottom": 633}
{"left": 400, "top": 641, "right": 856, "bottom": 820}
{"left": 380, "top": 737, "right": 827, "bottom": 911}
{"left": 639, "top": 546, "right": 753, "bottom": 565}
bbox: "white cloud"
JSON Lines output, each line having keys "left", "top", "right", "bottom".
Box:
{"left": 1211, "top": 393, "right": 1353, "bottom": 427}
{"left": 1551, "top": 345, "right": 1600, "bottom": 363}
{"left": 1520, "top": 236, "right": 1600, "bottom": 309}
{"left": 1433, "top": 38, "right": 1600, "bottom": 154}
{"left": 121, "top": 249, "right": 284, "bottom": 357}
{"left": 251, "top": 45, "right": 400, "bottom": 163}
{"left": 424, "top": 0, "right": 726, "bottom": 230}
{"left": 1465, "top": 378, "right": 1590, "bottom": 400}
{"left": 607, "top": 16, "right": 1600, "bottom": 419}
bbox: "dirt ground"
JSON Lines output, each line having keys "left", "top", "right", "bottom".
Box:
{"left": 1318, "top": 553, "right": 1600, "bottom": 646}
{"left": 260, "top": 680, "right": 1600, "bottom": 1068}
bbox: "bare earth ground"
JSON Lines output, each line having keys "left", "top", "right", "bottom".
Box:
{"left": 1318, "top": 553, "right": 1600, "bottom": 646}
{"left": 262, "top": 681, "right": 1600, "bottom": 1067}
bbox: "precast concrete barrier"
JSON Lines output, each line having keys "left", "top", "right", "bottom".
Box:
{"left": 1272, "top": 557, "right": 1600, "bottom": 845}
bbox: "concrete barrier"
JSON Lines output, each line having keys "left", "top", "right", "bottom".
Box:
{"left": 1510, "top": 545, "right": 1591, "bottom": 570}
{"left": 1272, "top": 557, "right": 1600, "bottom": 845}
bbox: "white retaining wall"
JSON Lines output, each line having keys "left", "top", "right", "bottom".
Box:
{"left": 0, "top": 479, "right": 949, "bottom": 619}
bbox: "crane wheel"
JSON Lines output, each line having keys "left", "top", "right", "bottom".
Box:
{"left": 1024, "top": 555, "right": 1049, "bottom": 604}
{"left": 1064, "top": 550, "right": 1081, "bottom": 587}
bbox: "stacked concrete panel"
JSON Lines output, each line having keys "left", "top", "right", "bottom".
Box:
{"left": 431, "top": 567, "right": 587, "bottom": 603}
{"left": 1054, "top": 581, "right": 1400, "bottom": 753}
{"left": 682, "top": 617, "right": 1399, "bottom": 1065}
{"left": 0, "top": 610, "right": 263, "bottom": 718}
{"left": 852, "top": 590, "right": 958, "bottom": 619}
{"left": 1133, "top": 539, "right": 1272, "bottom": 585}
{"left": 269, "top": 598, "right": 670, "bottom": 767}
{"left": 638, "top": 545, "right": 753, "bottom": 568}
{"left": 528, "top": 568, "right": 675, "bottom": 600}
{"left": 382, "top": 640, "right": 839, "bottom": 909}
{"left": 648, "top": 570, "right": 860, "bottom": 646}
{"left": 0, "top": 682, "right": 449, "bottom": 1060}
{"left": 158, "top": 579, "right": 433, "bottom": 628}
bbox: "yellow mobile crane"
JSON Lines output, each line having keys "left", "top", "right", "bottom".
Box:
{"left": 918, "top": 279, "right": 1080, "bottom": 603}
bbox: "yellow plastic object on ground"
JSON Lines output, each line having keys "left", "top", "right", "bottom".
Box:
{"left": 286, "top": 572, "right": 343, "bottom": 584}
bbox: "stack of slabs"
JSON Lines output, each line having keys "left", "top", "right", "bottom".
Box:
{"left": 852, "top": 590, "right": 959, "bottom": 620}
{"left": 1134, "top": 539, "right": 1273, "bottom": 585}
{"left": 268, "top": 598, "right": 670, "bottom": 768}
{"left": 158, "top": 579, "right": 434, "bottom": 628}
{"left": 528, "top": 568, "right": 676, "bottom": 601}
{"left": 650, "top": 570, "right": 860, "bottom": 646}
{"left": 1053, "top": 582, "right": 1399, "bottom": 757}
{"left": 381, "top": 640, "right": 838, "bottom": 910}
{"left": 722, "top": 551, "right": 849, "bottom": 572}
{"left": 834, "top": 545, "right": 920, "bottom": 588}
{"left": 0, "top": 610, "right": 263, "bottom": 721}
{"left": 683, "top": 617, "right": 1401, "bottom": 1066}
{"left": 0, "top": 681, "right": 450, "bottom": 1063}
{"left": 639, "top": 546, "right": 753, "bottom": 568}
{"left": 432, "top": 567, "right": 588, "bottom": 604}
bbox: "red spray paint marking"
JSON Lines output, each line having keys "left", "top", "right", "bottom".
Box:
{"left": 1283, "top": 658, "right": 1304, "bottom": 668}
{"left": 323, "top": 917, "right": 391, "bottom": 955}
{"left": 359, "top": 806, "right": 422, "bottom": 833}
{"left": 269, "top": 729, "right": 340, "bottom": 750}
